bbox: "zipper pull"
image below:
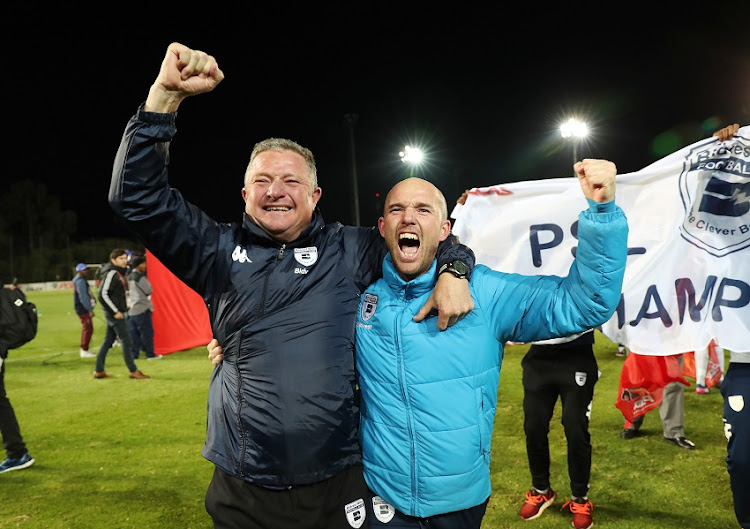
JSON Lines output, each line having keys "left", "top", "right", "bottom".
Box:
{"left": 278, "top": 244, "right": 286, "bottom": 260}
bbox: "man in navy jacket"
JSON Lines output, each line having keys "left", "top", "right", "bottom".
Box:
{"left": 111, "top": 42, "right": 474, "bottom": 529}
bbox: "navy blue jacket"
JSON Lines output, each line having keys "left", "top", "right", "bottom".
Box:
{"left": 109, "top": 105, "right": 474, "bottom": 486}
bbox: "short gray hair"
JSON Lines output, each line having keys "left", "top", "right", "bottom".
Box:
{"left": 244, "top": 138, "right": 318, "bottom": 189}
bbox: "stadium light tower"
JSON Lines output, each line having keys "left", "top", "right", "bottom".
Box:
{"left": 399, "top": 145, "right": 424, "bottom": 177}
{"left": 560, "top": 118, "right": 589, "bottom": 164}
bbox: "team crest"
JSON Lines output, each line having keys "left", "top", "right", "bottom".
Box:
{"left": 372, "top": 496, "right": 396, "bottom": 523}
{"left": 294, "top": 246, "right": 318, "bottom": 267}
{"left": 679, "top": 132, "right": 750, "bottom": 257}
{"left": 361, "top": 294, "right": 378, "bottom": 321}
{"left": 344, "top": 498, "right": 366, "bottom": 528}
{"left": 728, "top": 395, "right": 744, "bottom": 413}
{"left": 575, "top": 371, "right": 587, "bottom": 387}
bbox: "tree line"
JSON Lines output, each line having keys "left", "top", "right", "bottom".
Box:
{"left": 0, "top": 180, "right": 137, "bottom": 284}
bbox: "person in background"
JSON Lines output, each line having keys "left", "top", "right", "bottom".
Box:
{"left": 722, "top": 348, "right": 750, "bottom": 529}
{"left": 712, "top": 121, "right": 749, "bottom": 529}
{"left": 0, "top": 340, "right": 34, "bottom": 473}
{"left": 620, "top": 353, "right": 696, "bottom": 450}
{"left": 517, "top": 330, "right": 598, "bottom": 529}
{"left": 110, "top": 42, "right": 475, "bottom": 529}
{"left": 126, "top": 256, "right": 161, "bottom": 360}
{"left": 94, "top": 249, "right": 149, "bottom": 380}
{"left": 72, "top": 263, "right": 97, "bottom": 358}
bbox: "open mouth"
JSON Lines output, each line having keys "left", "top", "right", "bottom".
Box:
{"left": 265, "top": 206, "right": 291, "bottom": 212}
{"left": 398, "top": 232, "right": 420, "bottom": 257}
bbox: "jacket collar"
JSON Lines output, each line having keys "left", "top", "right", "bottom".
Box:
{"left": 382, "top": 254, "right": 437, "bottom": 298}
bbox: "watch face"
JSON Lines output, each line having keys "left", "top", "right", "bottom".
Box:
{"left": 454, "top": 261, "right": 469, "bottom": 275}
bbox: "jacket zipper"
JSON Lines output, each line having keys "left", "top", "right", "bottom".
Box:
{"left": 395, "top": 288, "right": 418, "bottom": 513}
{"left": 259, "top": 244, "right": 286, "bottom": 318}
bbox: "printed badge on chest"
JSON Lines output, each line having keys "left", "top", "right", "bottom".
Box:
{"left": 294, "top": 246, "right": 318, "bottom": 267}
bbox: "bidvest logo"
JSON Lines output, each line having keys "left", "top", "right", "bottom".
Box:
{"left": 679, "top": 134, "right": 750, "bottom": 257}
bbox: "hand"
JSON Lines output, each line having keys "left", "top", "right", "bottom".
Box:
{"left": 413, "top": 273, "right": 474, "bottom": 331}
{"left": 457, "top": 189, "right": 470, "bottom": 205}
{"left": 207, "top": 338, "right": 224, "bottom": 367}
{"left": 713, "top": 123, "right": 739, "bottom": 142}
{"left": 574, "top": 159, "right": 617, "bottom": 203}
{"left": 145, "top": 42, "right": 225, "bottom": 113}
{"left": 114, "top": 311, "right": 124, "bottom": 320}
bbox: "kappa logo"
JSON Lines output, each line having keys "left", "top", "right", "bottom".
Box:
{"left": 679, "top": 134, "right": 750, "bottom": 256}
{"left": 575, "top": 371, "right": 587, "bottom": 387}
{"left": 344, "top": 498, "right": 366, "bottom": 528}
{"left": 294, "top": 246, "right": 318, "bottom": 267}
{"left": 372, "top": 496, "right": 396, "bottom": 524}
{"left": 360, "top": 293, "right": 378, "bottom": 321}
{"left": 231, "top": 245, "right": 252, "bottom": 264}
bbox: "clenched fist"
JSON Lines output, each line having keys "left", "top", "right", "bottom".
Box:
{"left": 574, "top": 159, "right": 617, "bottom": 204}
{"left": 145, "top": 42, "right": 225, "bottom": 113}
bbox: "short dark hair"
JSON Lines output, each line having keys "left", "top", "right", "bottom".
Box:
{"left": 110, "top": 248, "right": 127, "bottom": 260}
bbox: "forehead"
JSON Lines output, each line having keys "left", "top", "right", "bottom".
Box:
{"left": 387, "top": 181, "right": 440, "bottom": 207}
{"left": 250, "top": 150, "right": 309, "bottom": 175}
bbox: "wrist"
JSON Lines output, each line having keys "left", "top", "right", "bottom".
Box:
{"left": 145, "top": 84, "right": 184, "bottom": 113}
{"left": 438, "top": 259, "right": 470, "bottom": 280}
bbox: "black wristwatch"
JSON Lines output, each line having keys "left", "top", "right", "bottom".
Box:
{"left": 438, "top": 260, "right": 470, "bottom": 280}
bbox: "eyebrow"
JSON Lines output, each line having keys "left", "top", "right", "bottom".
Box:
{"left": 388, "top": 200, "right": 434, "bottom": 210}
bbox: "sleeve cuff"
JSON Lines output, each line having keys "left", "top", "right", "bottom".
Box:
{"left": 136, "top": 102, "right": 178, "bottom": 125}
{"left": 586, "top": 198, "right": 616, "bottom": 214}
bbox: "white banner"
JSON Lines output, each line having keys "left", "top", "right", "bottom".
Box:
{"left": 452, "top": 126, "right": 750, "bottom": 355}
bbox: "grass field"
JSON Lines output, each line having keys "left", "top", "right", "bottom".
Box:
{"left": 0, "top": 290, "right": 738, "bottom": 528}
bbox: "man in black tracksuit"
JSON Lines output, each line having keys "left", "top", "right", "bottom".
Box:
{"left": 518, "top": 330, "right": 598, "bottom": 528}
{"left": 95, "top": 249, "right": 149, "bottom": 380}
{"left": 110, "top": 42, "right": 474, "bottom": 529}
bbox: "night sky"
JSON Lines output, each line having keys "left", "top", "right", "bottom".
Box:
{"left": 8, "top": 7, "right": 750, "bottom": 240}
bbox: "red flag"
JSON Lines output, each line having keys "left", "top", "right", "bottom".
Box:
{"left": 615, "top": 353, "right": 689, "bottom": 423}
{"left": 681, "top": 339, "right": 723, "bottom": 388}
{"left": 147, "top": 250, "right": 212, "bottom": 355}
{"left": 704, "top": 342, "right": 723, "bottom": 387}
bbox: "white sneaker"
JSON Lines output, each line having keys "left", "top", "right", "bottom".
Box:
{"left": 80, "top": 349, "right": 97, "bottom": 358}
{"left": 147, "top": 355, "right": 163, "bottom": 360}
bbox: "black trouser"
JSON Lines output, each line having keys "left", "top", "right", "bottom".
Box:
{"left": 366, "top": 490, "right": 488, "bottom": 529}
{"left": 722, "top": 362, "right": 750, "bottom": 529}
{"left": 0, "top": 359, "right": 28, "bottom": 459}
{"left": 205, "top": 464, "right": 370, "bottom": 529}
{"left": 522, "top": 343, "right": 598, "bottom": 499}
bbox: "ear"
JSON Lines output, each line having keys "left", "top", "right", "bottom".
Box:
{"left": 312, "top": 187, "right": 322, "bottom": 207}
{"left": 439, "top": 219, "right": 451, "bottom": 242}
{"left": 241, "top": 187, "right": 248, "bottom": 202}
{"left": 378, "top": 217, "right": 386, "bottom": 238}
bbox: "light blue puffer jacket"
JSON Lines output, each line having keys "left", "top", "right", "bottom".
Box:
{"left": 355, "top": 200, "right": 627, "bottom": 517}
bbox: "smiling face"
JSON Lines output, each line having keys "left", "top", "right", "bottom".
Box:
{"left": 242, "top": 149, "right": 322, "bottom": 243}
{"left": 379, "top": 178, "right": 450, "bottom": 281}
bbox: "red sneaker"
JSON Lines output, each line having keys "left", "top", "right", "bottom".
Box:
{"left": 562, "top": 498, "right": 593, "bottom": 529}
{"left": 519, "top": 488, "right": 557, "bottom": 520}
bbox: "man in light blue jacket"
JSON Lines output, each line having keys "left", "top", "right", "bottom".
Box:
{"left": 355, "top": 159, "right": 627, "bottom": 529}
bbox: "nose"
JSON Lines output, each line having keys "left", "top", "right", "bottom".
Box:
{"left": 266, "top": 180, "right": 285, "bottom": 198}
{"left": 402, "top": 207, "right": 416, "bottom": 223}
